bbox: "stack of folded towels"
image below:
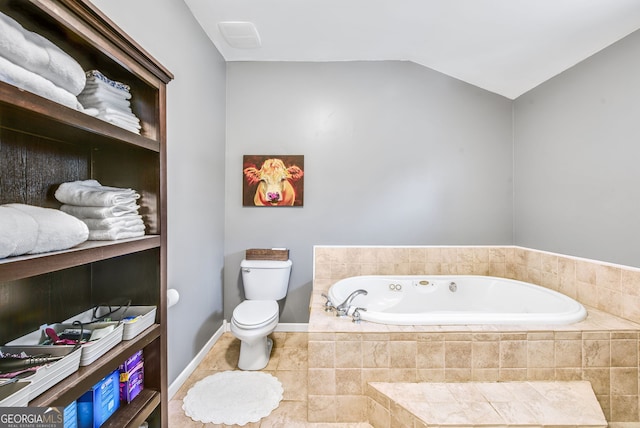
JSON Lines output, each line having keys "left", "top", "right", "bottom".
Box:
{"left": 55, "top": 179, "right": 146, "bottom": 241}
{"left": 0, "top": 11, "right": 85, "bottom": 110}
{"left": 0, "top": 203, "right": 89, "bottom": 259}
{"left": 77, "top": 70, "right": 141, "bottom": 134}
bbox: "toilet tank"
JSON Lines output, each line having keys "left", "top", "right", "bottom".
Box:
{"left": 241, "top": 259, "right": 292, "bottom": 300}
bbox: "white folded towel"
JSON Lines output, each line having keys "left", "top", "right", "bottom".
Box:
{"left": 88, "top": 224, "right": 145, "bottom": 241}
{"left": 83, "top": 80, "right": 132, "bottom": 100}
{"left": 4, "top": 204, "right": 89, "bottom": 255}
{"left": 0, "top": 55, "right": 82, "bottom": 110}
{"left": 78, "top": 99, "right": 134, "bottom": 115}
{"left": 60, "top": 204, "right": 140, "bottom": 219}
{"left": 81, "top": 215, "right": 143, "bottom": 230}
{"left": 78, "top": 92, "right": 131, "bottom": 110}
{"left": 0, "top": 205, "right": 38, "bottom": 258}
{"left": 100, "top": 116, "right": 141, "bottom": 134}
{"left": 99, "top": 107, "right": 140, "bottom": 124}
{"left": 55, "top": 179, "right": 140, "bottom": 207}
{"left": 0, "top": 11, "right": 85, "bottom": 95}
{"left": 85, "top": 70, "right": 130, "bottom": 92}
{"left": 0, "top": 12, "right": 48, "bottom": 72}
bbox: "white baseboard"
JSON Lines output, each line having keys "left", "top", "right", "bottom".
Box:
{"left": 168, "top": 321, "right": 308, "bottom": 399}
{"left": 168, "top": 322, "right": 226, "bottom": 399}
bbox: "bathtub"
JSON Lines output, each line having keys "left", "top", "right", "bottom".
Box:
{"left": 327, "top": 275, "right": 587, "bottom": 325}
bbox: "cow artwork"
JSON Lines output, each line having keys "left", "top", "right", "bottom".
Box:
{"left": 242, "top": 155, "right": 304, "bottom": 206}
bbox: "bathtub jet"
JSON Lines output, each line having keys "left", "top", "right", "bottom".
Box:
{"left": 326, "top": 275, "right": 587, "bottom": 325}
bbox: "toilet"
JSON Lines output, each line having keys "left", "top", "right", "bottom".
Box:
{"left": 230, "top": 258, "right": 292, "bottom": 370}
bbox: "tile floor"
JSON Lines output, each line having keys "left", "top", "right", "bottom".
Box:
{"left": 169, "top": 331, "right": 372, "bottom": 427}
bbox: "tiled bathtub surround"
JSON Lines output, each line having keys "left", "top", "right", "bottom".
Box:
{"left": 309, "top": 245, "right": 640, "bottom": 424}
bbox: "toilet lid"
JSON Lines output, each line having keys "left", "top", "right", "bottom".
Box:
{"left": 232, "top": 300, "right": 279, "bottom": 328}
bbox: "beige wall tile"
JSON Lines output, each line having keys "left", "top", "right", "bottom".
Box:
{"left": 336, "top": 395, "right": 367, "bottom": 422}
{"left": 610, "top": 395, "right": 640, "bottom": 423}
{"left": 444, "top": 368, "right": 472, "bottom": 381}
{"left": 307, "top": 395, "right": 336, "bottom": 422}
{"left": 472, "top": 341, "right": 500, "bottom": 369}
{"left": 308, "top": 341, "right": 335, "bottom": 368}
{"left": 388, "top": 341, "right": 417, "bottom": 368}
{"left": 611, "top": 339, "right": 638, "bottom": 367}
{"left": 366, "top": 398, "right": 390, "bottom": 428}
{"left": 500, "top": 340, "right": 527, "bottom": 368}
{"left": 445, "top": 341, "right": 472, "bottom": 368}
{"left": 335, "top": 340, "right": 362, "bottom": 368}
{"left": 363, "top": 340, "right": 389, "bottom": 368}
{"left": 610, "top": 368, "right": 638, "bottom": 396}
{"left": 417, "top": 368, "right": 445, "bottom": 382}
{"left": 583, "top": 339, "right": 611, "bottom": 367}
{"left": 307, "top": 368, "right": 336, "bottom": 395}
{"left": 596, "top": 264, "right": 622, "bottom": 291}
{"left": 472, "top": 368, "right": 500, "bottom": 381}
{"left": 336, "top": 368, "right": 363, "bottom": 395}
{"left": 417, "top": 341, "right": 444, "bottom": 369}
{"left": 387, "top": 368, "right": 417, "bottom": 382}
{"left": 498, "top": 368, "right": 527, "bottom": 381}
{"left": 555, "top": 367, "right": 582, "bottom": 381}
{"left": 577, "top": 261, "right": 597, "bottom": 283}
{"left": 389, "top": 401, "right": 417, "bottom": 427}
{"left": 527, "top": 367, "right": 555, "bottom": 380}
{"left": 596, "top": 394, "right": 611, "bottom": 421}
{"left": 621, "top": 268, "right": 640, "bottom": 297}
{"left": 583, "top": 368, "right": 611, "bottom": 396}
{"left": 555, "top": 339, "right": 582, "bottom": 367}
{"left": 527, "top": 340, "right": 555, "bottom": 368}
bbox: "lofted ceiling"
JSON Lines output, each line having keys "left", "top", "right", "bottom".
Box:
{"left": 183, "top": 0, "right": 640, "bottom": 99}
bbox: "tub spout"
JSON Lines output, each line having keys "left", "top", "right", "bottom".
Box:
{"left": 336, "top": 289, "right": 368, "bottom": 316}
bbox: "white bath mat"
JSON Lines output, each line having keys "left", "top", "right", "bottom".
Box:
{"left": 182, "top": 370, "right": 283, "bottom": 425}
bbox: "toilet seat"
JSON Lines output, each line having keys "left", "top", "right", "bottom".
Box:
{"left": 232, "top": 300, "right": 279, "bottom": 329}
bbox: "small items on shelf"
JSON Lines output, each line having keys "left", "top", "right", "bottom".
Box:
{"left": 56, "top": 179, "right": 146, "bottom": 241}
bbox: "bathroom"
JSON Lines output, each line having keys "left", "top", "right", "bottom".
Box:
{"left": 83, "top": 1, "right": 640, "bottom": 426}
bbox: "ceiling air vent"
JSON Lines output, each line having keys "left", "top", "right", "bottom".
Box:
{"left": 218, "top": 21, "right": 261, "bottom": 49}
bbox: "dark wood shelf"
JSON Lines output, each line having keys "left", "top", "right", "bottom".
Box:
{"left": 29, "top": 324, "right": 161, "bottom": 407}
{"left": 102, "top": 389, "right": 161, "bottom": 428}
{"left": 0, "top": 1, "right": 170, "bottom": 425}
{"left": 0, "top": 81, "right": 160, "bottom": 152}
{"left": 0, "top": 236, "right": 161, "bottom": 282}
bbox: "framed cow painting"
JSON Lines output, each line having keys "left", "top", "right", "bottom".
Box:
{"left": 242, "top": 155, "right": 305, "bottom": 206}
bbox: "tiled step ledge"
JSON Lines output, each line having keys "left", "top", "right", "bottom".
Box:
{"left": 366, "top": 381, "right": 607, "bottom": 428}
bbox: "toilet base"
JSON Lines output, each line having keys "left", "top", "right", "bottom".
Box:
{"left": 238, "top": 336, "right": 273, "bottom": 371}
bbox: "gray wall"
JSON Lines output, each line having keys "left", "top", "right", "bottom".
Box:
{"left": 224, "top": 61, "right": 513, "bottom": 322}
{"left": 92, "top": 0, "right": 227, "bottom": 383}
{"left": 514, "top": 30, "right": 640, "bottom": 267}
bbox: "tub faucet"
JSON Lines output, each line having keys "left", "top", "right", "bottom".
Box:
{"left": 336, "top": 289, "right": 368, "bottom": 316}
{"left": 321, "top": 293, "right": 335, "bottom": 312}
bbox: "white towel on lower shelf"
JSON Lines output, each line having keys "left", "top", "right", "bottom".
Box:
{"left": 0, "top": 205, "right": 38, "bottom": 258}
{"left": 81, "top": 215, "right": 143, "bottom": 230}
{"left": 88, "top": 224, "right": 145, "bottom": 241}
{"left": 55, "top": 179, "right": 139, "bottom": 207}
{"left": 101, "top": 116, "right": 141, "bottom": 133}
{"left": 60, "top": 204, "right": 140, "bottom": 219}
{"left": 3, "top": 203, "right": 89, "bottom": 255}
